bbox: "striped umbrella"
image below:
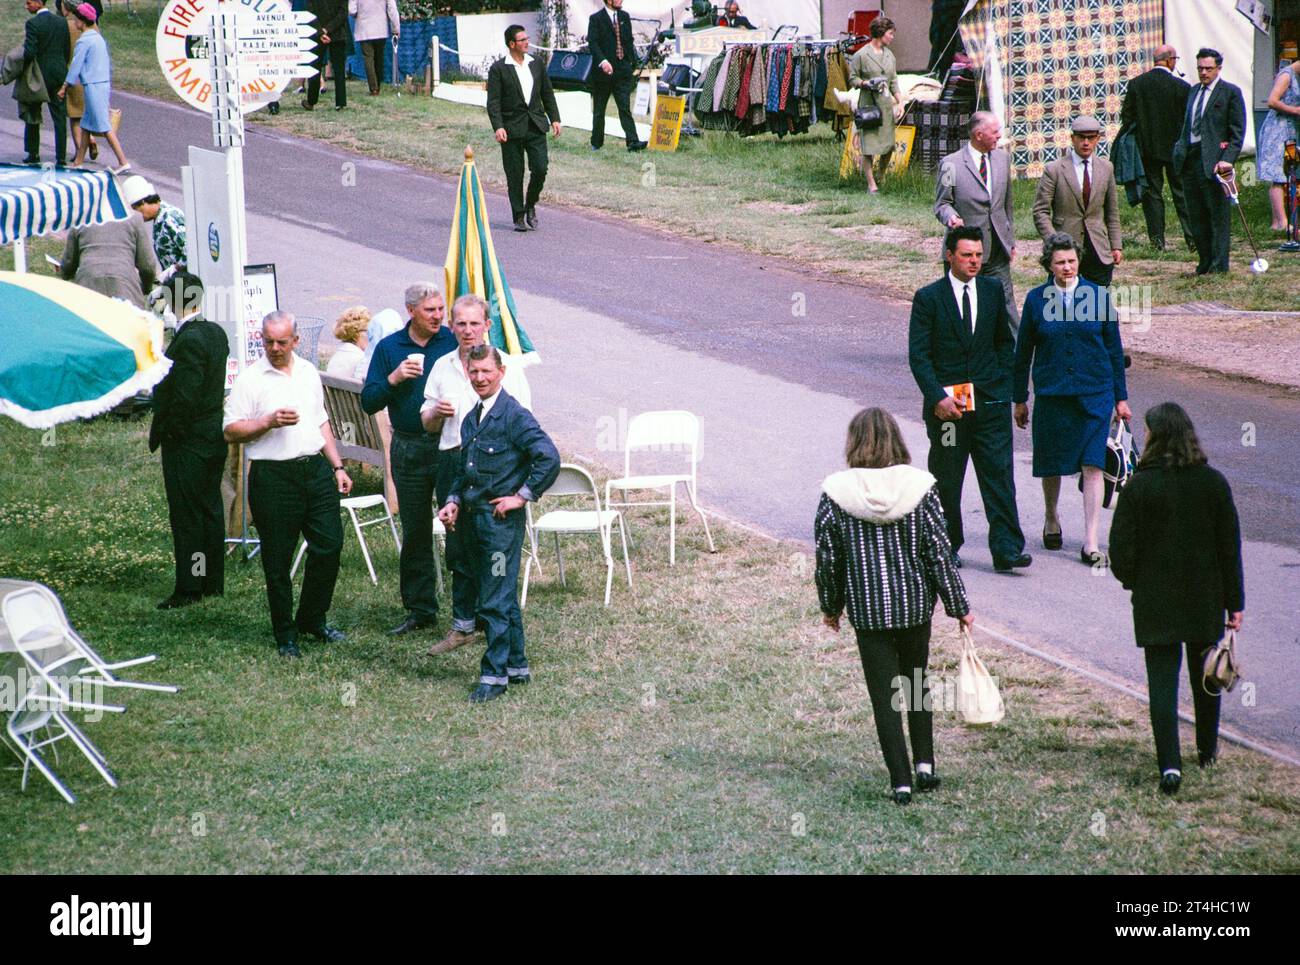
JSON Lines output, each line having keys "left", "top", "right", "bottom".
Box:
{"left": 0, "top": 164, "right": 128, "bottom": 246}
{"left": 0, "top": 272, "right": 172, "bottom": 429}
{"left": 443, "top": 146, "right": 539, "bottom": 364}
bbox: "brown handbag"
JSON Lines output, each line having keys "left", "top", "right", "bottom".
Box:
{"left": 1202, "top": 628, "right": 1241, "bottom": 696}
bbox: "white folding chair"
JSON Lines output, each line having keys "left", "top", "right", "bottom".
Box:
{"left": 290, "top": 493, "right": 439, "bottom": 591}
{"left": 522, "top": 464, "right": 632, "bottom": 607}
{"left": 604, "top": 410, "right": 716, "bottom": 566}
{"left": 2, "top": 588, "right": 126, "bottom": 803}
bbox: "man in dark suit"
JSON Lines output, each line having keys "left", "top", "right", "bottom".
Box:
{"left": 21, "top": 0, "right": 69, "bottom": 166}
{"left": 718, "top": 2, "right": 754, "bottom": 28}
{"left": 149, "top": 272, "right": 231, "bottom": 609}
{"left": 303, "top": 0, "right": 350, "bottom": 110}
{"left": 1121, "top": 45, "right": 1194, "bottom": 251}
{"left": 487, "top": 25, "right": 562, "bottom": 232}
{"left": 438, "top": 345, "right": 559, "bottom": 703}
{"left": 1171, "top": 47, "right": 1246, "bottom": 274}
{"left": 586, "top": 0, "right": 646, "bottom": 151}
{"left": 908, "top": 226, "right": 1030, "bottom": 572}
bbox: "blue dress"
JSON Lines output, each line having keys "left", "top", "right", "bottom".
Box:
{"left": 66, "top": 29, "right": 113, "bottom": 135}
{"left": 1013, "top": 280, "right": 1128, "bottom": 478}
{"left": 1256, "top": 67, "right": 1300, "bottom": 184}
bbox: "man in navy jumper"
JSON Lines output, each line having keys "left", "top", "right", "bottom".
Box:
{"left": 361, "top": 283, "right": 458, "bottom": 636}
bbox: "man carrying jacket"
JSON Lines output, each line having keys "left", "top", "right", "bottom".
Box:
{"left": 20, "top": 0, "right": 68, "bottom": 165}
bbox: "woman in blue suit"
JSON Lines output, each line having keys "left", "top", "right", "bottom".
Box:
{"left": 58, "top": 3, "right": 128, "bottom": 170}
{"left": 1013, "top": 233, "right": 1130, "bottom": 565}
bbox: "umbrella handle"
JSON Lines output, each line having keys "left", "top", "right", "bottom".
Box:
{"left": 1215, "top": 167, "right": 1240, "bottom": 205}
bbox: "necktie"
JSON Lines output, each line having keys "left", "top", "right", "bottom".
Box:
{"left": 473, "top": 401, "right": 484, "bottom": 427}
{"left": 961, "top": 284, "right": 972, "bottom": 334}
{"left": 1082, "top": 158, "right": 1091, "bottom": 207}
{"left": 979, "top": 152, "right": 988, "bottom": 191}
{"left": 614, "top": 13, "right": 623, "bottom": 60}
{"left": 1192, "top": 85, "right": 1208, "bottom": 138}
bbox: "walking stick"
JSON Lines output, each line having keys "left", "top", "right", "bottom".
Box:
{"left": 1215, "top": 165, "right": 1269, "bottom": 273}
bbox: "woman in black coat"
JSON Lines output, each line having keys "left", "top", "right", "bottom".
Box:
{"left": 1109, "top": 402, "right": 1244, "bottom": 795}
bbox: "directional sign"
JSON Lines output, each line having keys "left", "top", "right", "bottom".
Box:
{"left": 157, "top": 0, "right": 317, "bottom": 113}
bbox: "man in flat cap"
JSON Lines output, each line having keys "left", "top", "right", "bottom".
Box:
{"left": 1032, "top": 116, "right": 1123, "bottom": 286}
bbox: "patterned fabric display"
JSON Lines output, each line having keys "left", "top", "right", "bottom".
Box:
{"left": 959, "top": 0, "right": 1164, "bottom": 178}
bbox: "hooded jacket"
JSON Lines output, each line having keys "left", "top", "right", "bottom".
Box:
{"left": 815, "top": 464, "right": 969, "bottom": 631}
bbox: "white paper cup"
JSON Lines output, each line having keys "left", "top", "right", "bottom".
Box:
{"left": 407, "top": 352, "right": 425, "bottom": 374}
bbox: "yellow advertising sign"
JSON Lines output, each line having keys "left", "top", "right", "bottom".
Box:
{"left": 650, "top": 95, "right": 686, "bottom": 152}
{"left": 888, "top": 124, "right": 917, "bottom": 174}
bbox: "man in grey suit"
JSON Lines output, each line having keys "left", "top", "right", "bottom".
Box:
{"left": 1171, "top": 47, "right": 1246, "bottom": 275}
{"left": 935, "top": 111, "right": 1019, "bottom": 331}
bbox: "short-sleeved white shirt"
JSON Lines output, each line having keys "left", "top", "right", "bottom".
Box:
{"left": 421, "top": 349, "right": 532, "bottom": 450}
{"left": 223, "top": 354, "right": 329, "bottom": 461}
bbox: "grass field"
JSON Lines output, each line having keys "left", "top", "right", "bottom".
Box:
{"left": 1, "top": 414, "right": 1298, "bottom": 874}
{"left": 4, "top": 7, "right": 1297, "bottom": 316}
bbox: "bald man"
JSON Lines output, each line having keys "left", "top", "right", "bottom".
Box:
{"left": 1120, "top": 45, "right": 1194, "bottom": 251}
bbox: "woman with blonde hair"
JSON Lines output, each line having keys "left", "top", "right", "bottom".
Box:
{"left": 815, "top": 407, "right": 972, "bottom": 804}
{"left": 326, "top": 305, "right": 371, "bottom": 379}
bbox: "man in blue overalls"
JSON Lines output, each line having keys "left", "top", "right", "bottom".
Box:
{"left": 437, "top": 345, "right": 559, "bottom": 703}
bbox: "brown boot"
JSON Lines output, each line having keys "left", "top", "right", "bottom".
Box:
{"left": 427, "top": 629, "right": 476, "bottom": 656}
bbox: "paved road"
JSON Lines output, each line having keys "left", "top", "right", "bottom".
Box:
{"left": 9, "top": 92, "right": 1299, "bottom": 757}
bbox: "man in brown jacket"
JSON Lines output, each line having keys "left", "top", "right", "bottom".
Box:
{"left": 1032, "top": 115, "right": 1123, "bottom": 286}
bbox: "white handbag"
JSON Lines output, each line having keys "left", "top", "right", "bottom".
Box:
{"left": 956, "top": 626, "right": 1005, "bottom": 726}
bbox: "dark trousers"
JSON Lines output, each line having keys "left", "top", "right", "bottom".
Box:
{"left": 590, "top": 71, "right": 639, "bottom": 147}
{"left": 1181, "top": 146, "right": 1232, "bottom": 273}
{"left": 501, "top": 127, "right": 549, "bottom": 219}
{"left": 24, "top": 97, "right": 68, "bottom": 164}
{"left": 461, "top": 504, "right": 527, "bottom": 685}
{"left": 307, "top": 38, "right": 349, "bottom": 107}
{"left": 360, "top": 38, "right": 386, "bottom": 92}
{"left": 1139, "top": 153, "right": 1194, "bottom": 250}
{"left": 437, "top": 447, "right": 478, "bottom": 632}
{"left": 1143, "top": 641, "right": 1221, "bottom": 773}
{"left": 248, "top": 455, "right": 342, "bottom": 644}
{"left": 1080, "top": 236, "right": 1114, "bottom": 288}
{"left": 856, "top": 622, "right": 935, "bottom": 788}
{"left": 161, "top": 442, "right": 227, "bottom": 597}
{"left": 923, "top": 400, "right": 1025, "bottom": 560}
{"left": 390, "top": 430, "right": 442, "bottom": 622}
{"left": 980, "top": 234, "right": 1019, "bottom": 334}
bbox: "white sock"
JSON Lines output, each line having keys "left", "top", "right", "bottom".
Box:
{"left": 1162, "top": 768, "right": 1181, "bottom": 778}
{"left": 895, "top": 785, "right": 911, "bottom": 794}
{"left": 917, "top": 763, "right": 933, "bottom": 776}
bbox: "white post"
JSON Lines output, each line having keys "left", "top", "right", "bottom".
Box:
{"left": 12, "top": 238, "right": 27, "bottom": 273}
{"left": 432, "top": 35, "right": 441, "bottom": 89}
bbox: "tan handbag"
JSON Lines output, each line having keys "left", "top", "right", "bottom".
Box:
{"left": 1202, "top": 629, "right": 1241, "bottom": 696}
{"left": 109, "top": 107, "right": 121, "bottom": 132}
{"left": 956, "top": 625, "right": 1005, "bottom": 726}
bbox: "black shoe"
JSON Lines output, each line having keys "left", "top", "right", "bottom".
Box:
{"left": 1198, "top": 752, "right": 1217, "bottom": 769}
{"left": 268, "top": 101, "right": 280, "bottom": 115}
{"left": 388, "top": 615, "right": 435, "bottom": 636}
{"left": 300, "top": 624, "right": 346, "bottom": 643}
{"left": 951, "top": 551, "right": 963, "bottom": 569}
{"left": 513, "top": 215, "right": 529, "bottom": 232}
{"left": 1159, "top": 771, "right": 1182, "bottom": 795}
{"left": 21, "top": 156, "right": 39, "bottom": 166}
{"left": 509, "top": 673, "right": 531, "bottom": 687}
{"left": 278, "top": 641, "right": 302, "bottom": 658}
{"left": 626, "top": 140, "right": 648, "bottom": 152}
{"left": 301, "top": 98, "right": 314, "bottom": 111}
{"left": 915, "top": 770, "right": 941, "bottom": 792}
{"left": 892, "top": 788, "right": 912, "bottom": 805}
{"left": 590, "top": 143, "right": 603, "bottom": 151}
{"left": 993, "top": 552, "right": 1032, "bottom": 572}
{"left": 157, "top": 593, "right": 201, "bottom": 610}
{"left": 335, "top": 104, "right": 347, "bottom": 111}
{"left": 1080, "top": 548, "right": 1108, "bottom": 567}
{"left": 525, "top": 206, "right": 537, "bottom": 229}
{"left": 468, "top": 683, "right": 507, "bottom": 703}
{"left": 1042, "top": 527, "right": 1063, "bottom": 550}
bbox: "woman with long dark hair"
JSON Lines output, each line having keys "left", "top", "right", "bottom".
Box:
{"left": 815, "top": 408, "right": 971, "bottom": 805}
{"left": 1109, "top": 402, "right": 1244, "bottom": 795}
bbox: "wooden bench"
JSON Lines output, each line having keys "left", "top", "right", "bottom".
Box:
{"left": 321, "top": 372, "right": 398, "bottom": 512}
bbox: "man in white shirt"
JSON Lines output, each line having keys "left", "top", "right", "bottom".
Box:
{"left": 421, "top": 294, "right": 532, "bottom": 656}
{"left": 224, "top": 311, "right": 354, "bottom": 658}
{"left": 486, "top": 24, "right": 561, "bottom": 231}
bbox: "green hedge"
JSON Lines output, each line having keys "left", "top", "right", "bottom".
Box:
{"left": 398, "top": 0, "right": 541, "bottom": 17}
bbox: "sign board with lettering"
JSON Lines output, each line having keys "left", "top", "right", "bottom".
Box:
{"left": 242, "top": 264, "right": 279, "bottom": 369}
{"left": 674, "top": 27, "right": 756, "bottom": 57}
{"left": 157, "top": 0, "right": 316, "bottom": 113}
{"left": 649, "top": 95, "right": 686, "bottom": 152}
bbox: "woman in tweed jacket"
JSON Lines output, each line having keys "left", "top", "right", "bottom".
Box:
{"left": 815, "top": 408, "right": 972, "bottom": 804}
